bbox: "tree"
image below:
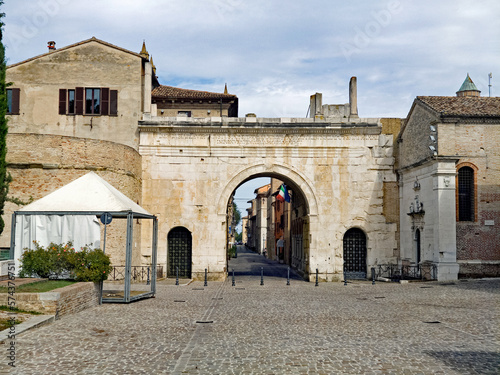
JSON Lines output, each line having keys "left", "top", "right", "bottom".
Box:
{"left": 232, "top": 202, "right": 241, "bottom": 228}
{"left": 0, "top": 2, "right": 11, "bottom": 236}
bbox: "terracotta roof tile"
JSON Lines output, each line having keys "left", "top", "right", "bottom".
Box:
{"left": 152, "top": 85, "right": 237, "bottom": 100}
{"left": 417, "top": 96, "right": 500, "bottom": 117}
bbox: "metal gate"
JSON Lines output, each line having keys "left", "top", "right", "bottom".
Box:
{"left": 343, "top": 228, "right": 367, "bottom": 279}
{"left": 168, "top": 227, "right": 192, "bottom": 278}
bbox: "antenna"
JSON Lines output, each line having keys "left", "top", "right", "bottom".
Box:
{"left": 489, "top": 73, "right": 492, "bottom": 97}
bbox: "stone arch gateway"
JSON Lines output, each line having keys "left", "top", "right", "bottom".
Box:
{"left": 139, "top": 117, "right": 399, "bottom": 282}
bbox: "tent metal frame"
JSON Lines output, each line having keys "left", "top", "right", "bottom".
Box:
{"left": 10, "top": 210, "right": 158, "bottom": 304}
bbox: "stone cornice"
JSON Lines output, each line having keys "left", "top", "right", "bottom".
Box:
{"left": 139, "top": 120, "right": 381, "bottom": 136}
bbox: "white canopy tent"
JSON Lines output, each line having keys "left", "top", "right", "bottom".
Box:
{"left": 10, "top": 172, "right": 158, "bottom": 302}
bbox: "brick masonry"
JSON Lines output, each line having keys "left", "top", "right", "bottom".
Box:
{"left": 0, "top": 282, "right": 100, "bottom": 318}
{"left": 1, "top": 133, "right": 143, "bottom": 266}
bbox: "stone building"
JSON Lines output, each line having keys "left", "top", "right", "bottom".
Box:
{"left": 2, "top": 37, "right": 154, "bottom": 266}
{"left": 253, "top": 184, "right": 270, "bottom": 255}
{"left": 2, "top": 37, "right": 497, "bottom": 282}
{"left": 398, "top": 75, "right": 500, "bottom": 280}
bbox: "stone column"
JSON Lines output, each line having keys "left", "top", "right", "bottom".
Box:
{"left": 349, "top": 77, "right": 358, "bottom": 118}
{"left": 431, "top": 160, "right": 459, "bottom": 281}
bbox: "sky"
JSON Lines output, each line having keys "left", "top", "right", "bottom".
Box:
{"left": 2, "top": 0, "right": 500, "bottom": 223}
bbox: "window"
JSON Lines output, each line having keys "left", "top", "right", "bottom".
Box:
{"left": 68, "top": 90, "right": 75, "bottom": 114}
{"left": 457, "top": 166, "right": 475, "bottom": 221}
{"left": 85, "top": 88, "right": 100, "bottom": 114}
{"left": 59, "top": 87, "right": 117, "bottom": 116}
{"left": 178, "top": 111, "right": 191, "bottom": 117}
{"left": 6, "top": 88, "right": 20, "bottom": 114}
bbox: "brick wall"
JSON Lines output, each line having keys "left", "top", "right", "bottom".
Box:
{"left": 0, "top": 282, "right": 100, "bottom": 318}
{"left": 454, "top": 123, "right": 500, "bottom": 272}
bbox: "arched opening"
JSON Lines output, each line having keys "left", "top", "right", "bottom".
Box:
{"left": 167, "top": 227, "right": 192, "bottom": 278}
{"left": 343, "top": 228, "right": 367, "bottom": 279}
{"left": 457, "top": 166, "right": 475, "bottom": 221}
{"left": 223, "top": 169, "right": 314, "bottom": 279}
{"left": 415, "top": 228, "right": 421, "bottom": 264}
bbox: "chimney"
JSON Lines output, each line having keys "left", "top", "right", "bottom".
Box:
{"left": 349, "top": 77, "right": 358, "bottom": 117}
{"left": 47, "top": 41, "right": 56, "bottom": 51}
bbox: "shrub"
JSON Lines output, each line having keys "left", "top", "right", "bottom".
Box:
{"left": 69, "top": 247, "right": 112, "bottom": 282}
{"left": 19, "top": 242, "right": 112, "bottom": 282}
{"left": 19, "top": 242, "right": 73, "bottom": 279}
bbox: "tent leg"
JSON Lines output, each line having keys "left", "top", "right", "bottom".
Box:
{"left": 124, "top": 212, "right": 133, "bottom": 303}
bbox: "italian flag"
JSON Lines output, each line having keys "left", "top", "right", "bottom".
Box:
{"left": 277, "top": 184, "right": 290, "bottom": 202}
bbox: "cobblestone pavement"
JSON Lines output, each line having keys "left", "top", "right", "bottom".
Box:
{"left": 2, "top": 248, "right": 499, "bottom": 374}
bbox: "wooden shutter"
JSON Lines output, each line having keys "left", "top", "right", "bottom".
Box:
{"left": 101, "top": 88, "right": 109, "bottom": 115}
{"left": 11, "top": 88, "right": 20, "bottom": 114}
{"left": 59, "top": 89, "right": 67, "bottom": 115}
{"left": 110, "top": 90, "right": 118, "bottom": 115}
{"left": 75, "top": 87, "right": 84, "bottom": 115}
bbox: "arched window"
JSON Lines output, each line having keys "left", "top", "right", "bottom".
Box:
{"left": 457, "top": 166, "right": 475, "bottom": 221}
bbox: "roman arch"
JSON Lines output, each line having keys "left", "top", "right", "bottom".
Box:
{"left": 138, "top": 117, "right": 399, "bottom": 282}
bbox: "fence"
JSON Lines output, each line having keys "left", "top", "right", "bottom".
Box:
{"left": 109, "top": 265, "right": 164, "bottom": 282}
{"left": 376, "top": 263, "right": 437, "bottom": 281}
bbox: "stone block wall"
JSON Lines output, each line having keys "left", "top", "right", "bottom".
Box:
{"left": 398, "top": 104, "right": 437, "bottom": 169}
{"left": 1, "top": 133, "right": 143, "bottom": 266}
{"left": 0, "top": 282, "right": 100, "bottom": 318}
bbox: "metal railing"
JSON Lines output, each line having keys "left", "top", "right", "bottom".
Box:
{"left": 376, "top": 263, "right": 437, "bottom": 281}
{"left": 108, "top": 265, "right": 164, "bottom": 282}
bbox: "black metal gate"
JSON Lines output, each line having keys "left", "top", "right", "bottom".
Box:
{"left": 343, "top": 228, "right": 367, "bottom": 279}
{"left": 168, "top": 227, "right": 192, "bottom": 278}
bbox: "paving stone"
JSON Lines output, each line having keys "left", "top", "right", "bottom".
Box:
{"left": 1, "top": 248, "right": 499, "bottom": 374}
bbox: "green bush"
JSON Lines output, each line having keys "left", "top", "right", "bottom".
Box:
{"left": 19, "top": 242, "right": 73, "bottom": 279}
{"left": 69, "top": 247, "right": 112, "bottom": 282}
{"left": 19, "top": 242, "right": 112, "bottom": 282}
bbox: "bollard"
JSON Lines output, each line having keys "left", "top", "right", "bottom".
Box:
{"left": 343, "top": 263, "right": 347, "bottom": 286}
{"left": 260, "top": 267, "right": 264, "bottom": 286}
{"left": 176, "top": 266, "right": 179, "bottom": 286}
{"left": 204, "top": 268, "right": 208, "bottom": 287}
{"left": 287, "top": 267, "right": 290, "bottom": 286}
{"left": 371, "top": 267, "right": 376, "bottom": 285}
{"left": 232, "top": 269, "right": 235, "bottom": 286}
{"left": 315, "top": 268, "right": 319, "bottom": 286}
{"left": 147, "top": 267, "right": 150, "bottom": 285}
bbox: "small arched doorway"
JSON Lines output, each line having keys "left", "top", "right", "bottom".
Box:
{"left": 415, "top": 229, "right": 421, "bottom": 264}
{"left": 167, "top": 227, "right": 192, "bottom": 278}
{"left": 343, "top": 228, "right": 367, "bottom": 279}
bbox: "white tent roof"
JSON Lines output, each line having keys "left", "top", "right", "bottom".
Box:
{"left": 18, "top": 172, "right": 151, "bottom": 215}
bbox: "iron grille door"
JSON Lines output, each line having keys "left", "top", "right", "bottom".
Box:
{"left": 343, "top": 228, "right": 367, "bottom": 279}
{"left": 168, "top": 227, "right": 192, "bottom": 278}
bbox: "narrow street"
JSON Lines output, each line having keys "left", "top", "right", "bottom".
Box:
{"left": 228, "top": 245, "right": 304, "bottom": 281}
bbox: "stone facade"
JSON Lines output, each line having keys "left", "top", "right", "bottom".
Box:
{"left": 0, "top": 282, "right": 100, "bottom": 317}
{"left": 2, "top": 38, "right": 497, "bottom": 282}
{"left": 398, "top": 93, "right": 500, "bottom": 280}
{"left": 139, "top": 117, "right": 399, "bottom": 281}
{"left": 1, "top": 38, "right": 151, "bottom": 266}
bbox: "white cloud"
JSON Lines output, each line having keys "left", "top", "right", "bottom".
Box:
{"left": 3, "top": 0, "right": 500, "bottom": 117}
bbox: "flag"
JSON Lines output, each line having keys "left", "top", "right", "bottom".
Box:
{"left": 277, "top": 184, "right": 290, "bottom": 203}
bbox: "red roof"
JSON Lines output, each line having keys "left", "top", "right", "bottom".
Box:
{"left": 152, "top": 85, "right": 237, "bottom": 100}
